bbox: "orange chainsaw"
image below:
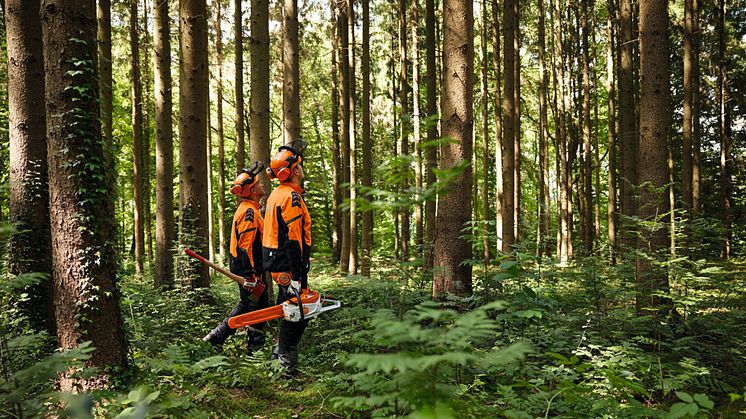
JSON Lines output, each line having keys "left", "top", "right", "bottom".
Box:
{"left": 228, "top": 288, "right": 341, "bottom": 329}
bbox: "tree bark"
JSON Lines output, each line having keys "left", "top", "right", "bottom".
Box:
{"left": 41, "top": 0, "right": 128, "bottom": 386}
{"left": 179, "top": 0, "right": 210, "bottom": 288}
{"left": 433, "top": 0, "right": 473, "bottom": 297}
{"left": 130, "top": 0, "right": 145, "bottom": 274}
{"left": 513, "top": 0, "right": 520, "bottom": 243}
{"left": 412, "top": 0, "right": 423, "bottom": 260}
{"left": 234, "top": 0, "right": 245, "bottom": 170}
{"left": 491, "top": 0, "right": 503, "bottom": 254}
{"left": 423, "top": 0, "right": 438, "bottom": 270}
{"left": 398, "top": 0, "right": 410, "bottom": 261}
{"left": 501, "top": 0, "right": 515, "bottom": 253}
{"left": 338, "top": 0, "right": 351, "bottom": 272}
{"left": 346, "top": 0, "right": 358, "bottom": 274}
{"left": 618, "top": 0, "right": 636, "bottom": 249}
{"left": 215, "top": 0, "right": 226, "bottom": 263}
{"left": 682, "top": 0, "right": 693, "bottom": 211}
{"left": 331, "top": 0, "right": 342, "bottom": 262}
{"left": 636, "top": 0, "right": 671, "bottom": 313}
{"left": 360, "top": 0, "right": 373, "bottom": 276}
{"left": 6, "top": 0, "right": 55, "bottom": 335}
{"left": 717, "top": 0, "right": 731, "bottom": 259}
{"left": 250, "top": 0, "right": 270, "bottom": 203}
{"left": 691, "top": 0, "right": 700, "bottom": 214}
{"left": 282, "top": 0, "right": 300, "bottom": 142}
{"left": 98, "top": 0, "right": 113, "bottom": 174}
{"left": 154, "top": 0, "right": 174, "bottom": 288}
{"left": 538, "top": 0, "right": 550, "bottom": 257}
{"left": 479, "top": 0, "right": 490, "bottom": 267}
{"left": 581, "top": 0, "right": 593, "bottom": 253}
{"left": 606, "top": 0, "right": 618, "bottom": 263}
{"left": 142, "top": 0, "right": 153, "bottom": 264}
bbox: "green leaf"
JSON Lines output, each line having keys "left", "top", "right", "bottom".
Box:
{"left": 693, "top": 393, "right": 713, "bottom": 410}
{"left": 667, "top": 402, "right": 698, "bottom": 419}
{"left": 675, "top": 391, "right": 693, "bottom": 403}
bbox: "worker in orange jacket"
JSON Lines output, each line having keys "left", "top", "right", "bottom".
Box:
{"left": 263, "top": 141, "right": 311, "bottom": 377}
{"left": 203, "top": 162, "right": 269, "bottom": 350}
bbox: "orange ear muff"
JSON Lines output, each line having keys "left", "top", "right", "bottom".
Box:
{"left": 275, "top": 167, "right": 291, "bottom": 181}
{"left": 230, "top": 184, "right": 244, "bottom": 195}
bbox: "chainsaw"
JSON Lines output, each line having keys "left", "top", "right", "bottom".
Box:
{"left": 228, "top": 288, "right": 341, "bottom": 329}
{"left": 184, "top": 248, "right": 266, "bottom": 303}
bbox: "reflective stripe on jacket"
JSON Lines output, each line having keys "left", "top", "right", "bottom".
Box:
{"left": 262, "top": 183, "right": 311, "bottom": 280}
{"left": 229, "top": 199, "right": 264, "bottom": 276}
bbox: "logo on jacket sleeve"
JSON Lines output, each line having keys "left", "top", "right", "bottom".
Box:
{"left": 244, "top": 208, "right": 254, "bottom": 222}
{"left": 291, "top": 192, "right": 302, "bottom": 208}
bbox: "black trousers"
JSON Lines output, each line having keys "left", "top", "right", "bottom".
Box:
{"left": 276, "top": 284, "right": 309, "bottom": 353}
{"left": 209, "top": 276, "right": 270, "bottom": 345}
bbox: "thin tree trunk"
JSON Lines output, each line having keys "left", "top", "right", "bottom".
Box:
{"left": 282, "top": 0, "right": 300, "bottom": 142}
{"left": 433, "top": 0, "right": 473, "bottom": 297}
{"left": 338, "top": 0, "right": 351, "bottom": 272}
{"left": 618, "top": 0, "right": 636, "bottom": 250}
{"left": 513, "top": 0, "right": 520, "bottom": 243}
{"left": 479, "top": 0, "right": 490, "bottom": 267}
{"left": 142, "top": 0, "right": 153, "bottom": 264}
{"left": 215, "top": 0, "right": 226, "bottom": 263}
{"left": 491, "top": 0, "right": 503, "bottom": 253}
{"left": 331, "top": 0, "right": 342, "bottom": 262}
{"left": 250, "top": 0, "right": 270, "bottom": 204}
{"left": 412, "top": 0, "right": 423, "bottom": 260}
{"left": 347, "top": 0, "right": 358, "bottom": 274}
{"left": 41, "top": 0, "right": 128, "bottom": 386}
{"left": 131, "top": 0, "right": 145, "bottom": 274}
{"left": 538, "top": 0, "right": 550, "bottom": 257}
{"left": 682, "top": 0, "right": 693, "bottom": 211}
{"left": 98, "top": 0, "right": 113, "bottom": 175}
{"left": 606, "top": 0, "right": 617, "bottom": 263}
{"left": 501, "top": 0, "right": 515, "bottom": 253}
{"left": 717, "top": 0, "right": 731, "bottom": 260}
{"left": 234, "top": 0, "right": 245, "bottom": 170}
{"left": 636, "top": 0, "right": 671, "bottom": 313}
{"left": 6, "top": 0, "right": 55, "bottom": 335}
{"left": 423, "top": 0, "right": 438, "bottom": 270}
{"left": 398, "top": 0, "right": 410, "bottom": 261}
{"left": 581, "top": 0, "right": 593, "bottom": 253}
{"left": 691, "top": 0, "right": 700, "bottom": 214}
{"left": 207, "top": 81, "right": 214, "bottom": 262}
{"left": 361, "top": 0, "right": 373, "bottom": 276}
{"left": 179, "top": 0, "right": 210, "bottom": 288}
{"left": 154, "top": 0, "right": 174, "bottom": 288}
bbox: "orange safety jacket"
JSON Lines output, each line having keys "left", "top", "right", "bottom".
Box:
{"left": 229, "top": 199, "right": 264, "bottom": 277}
{"left": 262, "top": 183, "right": 311, "bottom": 283}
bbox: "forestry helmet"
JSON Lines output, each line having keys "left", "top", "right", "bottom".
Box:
{"left": 230, "top": 161, "right": 265, "bottom": 197}
{"left": 266, "top": 139, "right": 306, "bottom": 182}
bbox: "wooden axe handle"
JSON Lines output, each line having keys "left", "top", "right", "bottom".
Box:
{"left": 184, "top": 248, "right": 247, "bottom": 286}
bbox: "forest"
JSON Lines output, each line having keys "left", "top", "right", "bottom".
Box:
{"left": 0, "top": 0, "right": 745, "bottom": 417}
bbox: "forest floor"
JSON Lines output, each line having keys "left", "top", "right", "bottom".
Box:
{"left": 58, "top": 256, "right": 746, "bottom": 417}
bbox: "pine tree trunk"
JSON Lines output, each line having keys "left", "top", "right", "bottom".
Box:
{"left": 215, "top": 0, "right": 226, "bottom": 263}
{"left": 538, "top": 0, "right": 550, "bottom": 257}
{"left": 433, "top": 0, "right": 473, "bottom": 297}
{"left": 207, "top": 84, "right": 214, "bottom": 262}
{"left": 717, "top": 0, "right": 731, "bottom": 260}
{"left": 98, "top": 0, "right": 113, "bottom": 174}
{"left": 360, "top": 0, "right": 373, "bottom": 276}
{"left": 606, "top": 0, "right": 618, "bottom": 263}
{"left": 423, "top": 0, "right": 438, "bottom": 270}
{"left": 250, "top": 0, "right": 270, "bottom": 203}
{"left": 618, "top": 0, "right": 636, "bottom": 250}
{"left": 636, "top": 0, "right": 671, "bottom": 313}
{"left": 6, "top": 0, "right": 55, "bottom": 335}
{"left": 682, "top": 0, "right": 693, "bottom": 211}
{"left": 412, "top": 0, "right": 423, "bottom": 260}
{"left": 691, "top": 0, "right": 700, "bottom": 214}
{"left": 338, "top": 0, "right": 351, "bottom": 272}
{"left": 130, "top": 0, "right": 145, "bottom": 274}
{"left": 398, "top": 0, "right": 410, "bottom": 262}
{"left": 282, "top": 0, "right": 300, "bottom": 142}
{"left": 234, "top": 0, "right": 245, "bottom": 171}
{"left": 513, "top": 0, "right": 520, "bottom": 243}
{"left": 331, "top": 0, "right": 342, "bottom": 262}
{"left": 479, "top": 0, "right": 490, "bottom": 267}
{"left": 41, "top": 0, "right": 127, "bottom": 386}
{"left": 347, "top": 0, "right": 358, "bottom": 274}
{"left": 491, "top": 0, "right": 503, "bottom": 254}
{"left": 154, "top": 0, "right": 174, "bottom": 288}
{"left": 142, "top": 0, "right": 153, "bottom": 264}
{"left": 501, "top": 0, "right": 515, "bottom": 253}
{"left": 581, "top": 0, "right": 593, "bottom": 253}
{"left": 179, "top": 0, "right": 210, "bottom": 288}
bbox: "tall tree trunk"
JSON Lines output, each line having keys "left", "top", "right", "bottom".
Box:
{"left": 338, "top": 0, "right": 351, "bottom": 272}
{"left": 130, "top": 0, "right": 145, "bottom": 274}
{"left": 433, "top": 0, "right": 473, "bottom": 297}
{"left": 479, "top": 0, "right": 490, "bottom": 267}
{"left": 234, "top": 0, "right": 245, "bottom": 170}
{"left": 691, "top": 0, "right": 700, "bottom": 214}
{"left": 331, "top": 0, "right": 342, "bottom": 262}
{"left": 154, "top": 0, "right": 174, "bottom": 288}
{"left": 282, "top": 0, "right": 300, "bottom": 142}
{"left": 513, "top": 0, "right": 520, "bottom": 243}
{"left": 501, "top": 0, "right": 515, "bottom": 253}
{"left": 6, "top": 0, "right": 55, "bottom": 335}
{"left": 398, "top": 0, "right": 410, "bottom": 261}
{"left": 206, "top": 82, "right": 214, "bottom": 262}
{"left": 142, "top": 0, "right": 153, "bottom": 264}
{"left": 41, "top": 0, "right": 127, "bottom": 386}
{"left": 491, "top": 0, "right": 503, "bottom": 253}
{"left": 179, "top": 0, "right": 210, "bottom": 288}
{"left": 347, "top": 0, "right": 358, "bottom": 274}
{"left": 412, "top": 0, "right": 423, "bottom": 260}
{"left": 618, "top": 0, "right": 636, "bottom": 250}
{"left": 636, "top": 0, "right": 671, "bottom": 313}
{"left": 606, "top": 0, "right": 618, "bottom": 263}
{"left": 250, "top": 0, "right": 270, "bottom": 202}
{"left": 98, "top": 0, "right": 113, "bottom": 174}
{"left": 360, "top": 0, "right": 373, "bottom": 276}
{"left": 581, "top": 0, "right": 593, "bottom": 253}
{"left": 717, "top": 0, "right": 731, "bottom": 260}
{"left": 682, "top": 0, "right": 694, "bottom": 211}
{"left": 423, "top": 0, "right": 438, "bottom": 270}
{"left": 215, "top": 0, "right": 226, "bottom": 263}
{"left": 538, "top": 0, "right": 550, "bottom": 257}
